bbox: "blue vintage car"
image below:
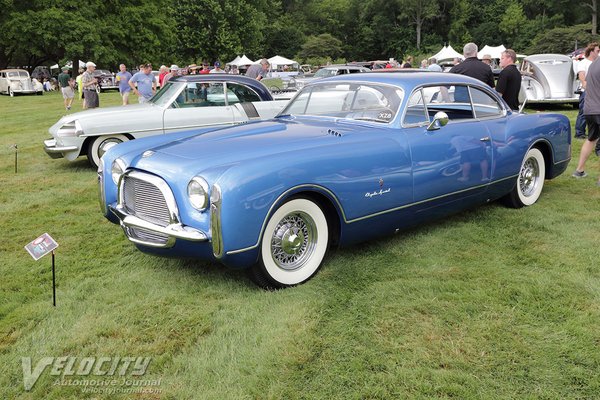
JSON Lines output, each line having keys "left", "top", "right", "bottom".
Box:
{"left": 99, "top": 72, "right": 571, "bottom": 288}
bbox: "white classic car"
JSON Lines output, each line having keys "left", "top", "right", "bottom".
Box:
{"left": 44, "top": 75, "right": 289, "bottom": 168}
{"left": 0, "top": 69, "right": 44, "bottom": 96}
{"left": 518, "top": 54, "right": 579, "bottom": 107}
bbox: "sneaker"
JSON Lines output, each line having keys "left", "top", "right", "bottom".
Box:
{"left": 67, "top": 106, "right": 71, "bottom": 110}
{"left": 572, "top": 170, "right": 587, "bottom": 178}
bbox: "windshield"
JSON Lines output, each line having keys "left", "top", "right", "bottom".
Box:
{"left": 280, "top": 82, "right": 404, "bottom": 124}
{"left": 7, "top": 71, "right": 29, "bottom": 79}
{"left": 150, "top": 81, "right": 184, "bottom": 107}
{"left": 314, "top": 68, "right": 338, "bottom": 78}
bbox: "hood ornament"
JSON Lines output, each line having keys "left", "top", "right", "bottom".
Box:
{"left": 379, "top": 178, "right": 384, "bottom": 188}
{"left": 142, "top": 150, "right": 155, "bottom": 158}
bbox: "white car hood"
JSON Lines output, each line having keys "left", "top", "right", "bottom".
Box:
{"left": 49, "top": 103, "right": 163, "bottom": 137}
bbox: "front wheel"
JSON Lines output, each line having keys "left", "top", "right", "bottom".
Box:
{"left": 502, "top": 148, "right": 545, "bottom": 208}
{"left": 9, "top": 87, "right": 14, "bottom": 97}
{"left": 87, "top": 134, "right": 129, "bottom": 169}
{"left": 250, "top": 198, "right": 329, "bottom": 289}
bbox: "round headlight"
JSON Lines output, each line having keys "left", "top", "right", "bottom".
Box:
{"left": 111, "top": 158, "right": 126, "bottom": 185}
{"left": 188, "top": 177, "right": 209, "bottom": 210}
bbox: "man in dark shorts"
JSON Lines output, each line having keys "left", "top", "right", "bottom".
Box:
{"left": 81, "top": 61, "right": 99, "bottom": 108}
{"left": 496, "top": 49, "right": 521, "bottom": 110}
{"left": 573, "top": 55, "right": 600, "bottom": 183}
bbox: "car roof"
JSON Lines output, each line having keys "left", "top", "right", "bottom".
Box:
{"left": 318, "top": 71, "right": 491, "bottom": 92}
{"left": 0, "top": 69, "right": 28, "bottom": 73}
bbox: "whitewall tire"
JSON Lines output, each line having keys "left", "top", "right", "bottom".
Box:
{"left": 504, "top": 147, "right": 545, "bottom": 208}
{"left": 87, "top": 134, "right": 129, "bottom": 169}
{"left": 251, "top": 198, "right": 329, "bottom": 288}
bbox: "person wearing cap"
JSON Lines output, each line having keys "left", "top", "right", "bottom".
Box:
{"left": 246, "top": 58, "right": 270, "bottom": 80}
{"left": 188, "top": 64, "right": 198, "bottom": 75}
{"left": 199, "top": 63, "right": 210, "bottom": 74}
{"left": 481, "top": 54, "right": 493, "bottom": 69}
{"left": 209, "top": 61, "right": 224, "bottom": 74}
{"left": 58, "top": 67, "right": 75, "bottom": 110}
{"left": 163, "top": 64, "right": 179, "bottom": 85}
{"left": 81, "top": 61, "right": 99, "bottom": 109}
{"left": 129, "top": 63, "right": 157, "bottom": 104}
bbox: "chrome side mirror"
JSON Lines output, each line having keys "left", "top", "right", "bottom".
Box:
{"left": 427, "top": 111, "right": 449, "bottom": 131}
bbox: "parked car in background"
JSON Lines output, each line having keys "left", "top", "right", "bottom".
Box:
{"left": 287, "top": 64, "right": 371, "bottom": 90}
{"left": 98, "top": 72, "right": 571, "bottom": 288}
{"left": 93, "top": 69, "right": 118, "bottom": 92}
{"left": 44, "top": 75, "right": 289, "bottom": 168}
{"left": 0, "top": 69, "right": 43, "bottom": 96}
{"left": 518, "top": 54, "right": 579, "bottom": 107}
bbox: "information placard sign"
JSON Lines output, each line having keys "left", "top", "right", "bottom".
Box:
{"left": 25, "top": 233, "right": 58, "bottom": 261}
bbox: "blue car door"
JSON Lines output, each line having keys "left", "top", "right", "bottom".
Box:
{"left": 403, "top": 85, "right": 496, "bottom": 209}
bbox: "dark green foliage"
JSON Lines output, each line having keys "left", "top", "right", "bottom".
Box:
{"left": 0, "top": 0, "right": 596, "bottom": 70}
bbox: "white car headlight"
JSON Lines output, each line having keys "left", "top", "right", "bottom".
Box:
{"left": 56, "top": 120, "right": 83, "bottom": 137}
{"left": 111, "top": 158, "right": 126, "bottom": 185}
{"left": 188, "top": 177, "right": 209, "bottom": 211}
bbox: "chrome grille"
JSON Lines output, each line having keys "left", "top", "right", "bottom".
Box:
{"left": 125, "top": 227, "right": 170, "bottom": 245}
{"left": 122, "top": 175, "right": 171, "bottom": 227}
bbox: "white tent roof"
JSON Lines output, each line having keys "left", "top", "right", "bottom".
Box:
{"left": 50, "top": 60, "right": 86, "bottom": 70}
{"left": 228, "top": 54, "right": 254, "bottom": 66}
{"left": 227, "top": 55, "right": 241, "bottom": 65}
{"left": 268, "top": 55, "right": 298, "bottom": 68}
{"left": 429, "top": 45, "right": 463, "bottom": 61}
{"left": 477, "top": 45, "right": 506, "bottom": 59}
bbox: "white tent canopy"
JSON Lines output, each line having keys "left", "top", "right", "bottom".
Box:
{"left": 429, "top": 45, "right": 463, "bottom": 61}
{"left": 227, "top": 54, "right": 254, "bottom": 66}
{"left": 267, "top": 55, "right": 298, "bottom": 69}
{"left": 50, "top": 60, "right": 86, "bottom": 70}
{"left": 477, "top": 45, "right": 506, "bottom": 59}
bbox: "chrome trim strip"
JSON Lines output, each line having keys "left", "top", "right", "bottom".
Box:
{"left": 210, "top": 184, "right": 223, "bottom": 258}
{"left": 225, "top": 175, "right": 516, "bottom": 255}
{"left": 110, "top": 204, "right": 207, "bottom": 242}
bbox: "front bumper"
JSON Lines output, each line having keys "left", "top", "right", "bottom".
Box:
{"left": 43, "top": 139, "right": 78, "bottom": 159}
{"left": 109, "top": 204, "right": 207, "bottom": 247}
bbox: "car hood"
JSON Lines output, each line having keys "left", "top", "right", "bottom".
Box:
{"left": 131, "top": 118, "right": 388, "bottom": 177}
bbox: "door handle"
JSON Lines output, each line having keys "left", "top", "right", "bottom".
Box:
{"left": 480, "top": 136, "right": 491, "bottom": 142}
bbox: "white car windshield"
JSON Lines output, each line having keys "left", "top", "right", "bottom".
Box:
{"left": 314, "top": 68, "right": 338, "bottom": 78}
{"left": 150, "top": 81, "right": 185, "bottom": 107}
{"left": 7, "top": 71, "right": 29, "bottom": 79}
{"left": 280, "top": 82, "right": 404, "bottom": 124}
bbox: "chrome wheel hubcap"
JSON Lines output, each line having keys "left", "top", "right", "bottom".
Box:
{"left": 270, "top": 212, "right": 317, "bottom": 270}
{"left": 520, "top": 157, "right": 539, "bottom": 197}
{"left": 99, "top": 138, "right": 123, "bottom": 158}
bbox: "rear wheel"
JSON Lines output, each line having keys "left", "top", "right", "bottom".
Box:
{"left": 87, "top": 134, "right": 129, "bottom": 169}
{"left": 250, "top": 198, "right": 329, "bottom": 289}
{"left": 503, "top": 148, "right": 545, "bottom": 208}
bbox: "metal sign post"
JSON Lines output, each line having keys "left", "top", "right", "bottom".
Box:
{"left": 11, "top": 144, "right": 18, "bottom": 173}
{"left": 25, "top": 233, "right": 59, "bottom": 306}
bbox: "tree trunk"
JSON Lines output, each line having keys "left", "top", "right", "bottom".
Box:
{"left": 416, "top": 21, "right": 422, "bottom": 50}
{"left": 72, "top": 58, "right": 79, "bottom": 78}
{"left": 593, "top": 0, "right": 597, "bottom": 35}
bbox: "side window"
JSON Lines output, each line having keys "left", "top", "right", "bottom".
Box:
{"left": 336, "top": 69, "right": 346, "bottom": 75}
{"left": 469, "top": 86, "right": 503, "bottom": 119}
{"left": 425, "top": 85, "right": 474, "bottom": 120}
{"left": 225, "top": 83, "right": 261, "bottom": 104}
{"left": 403, "top": 89, "right": 429, "bottom": 126}
{"left": 174, "top": 82, "right": 224, "bottom": 108}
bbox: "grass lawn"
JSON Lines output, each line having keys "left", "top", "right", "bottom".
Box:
{"left": 1, "top": 90, "right": 599, "bottom": 399}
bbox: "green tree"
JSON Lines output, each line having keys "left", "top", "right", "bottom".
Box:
{"left": 398, "top": 0, "right": 439, "bottom": 50}
{"left": 297, "top": 34, "right": 343, "bottom": 60}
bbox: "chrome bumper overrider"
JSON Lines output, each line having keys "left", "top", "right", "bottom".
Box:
{"left": 110, "top": 204, "right": 207, "bottom": 246}
{"left": 43, "top": 139, "right": 78, "bottom": 159}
